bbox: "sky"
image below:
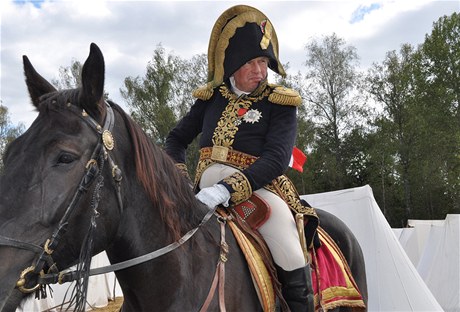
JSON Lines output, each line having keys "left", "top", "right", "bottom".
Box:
{"left": 1, "top": 0, "right": 459, "bottom": 128}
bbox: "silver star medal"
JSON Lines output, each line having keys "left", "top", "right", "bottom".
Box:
{"left": 242, "top": 109, "right": 262, "bottom": 124}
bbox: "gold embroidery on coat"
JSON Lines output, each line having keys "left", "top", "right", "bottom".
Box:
{"left": 222, "top": 172, "right": 252, "bottom": 205}
{"left": 194, "top": 158, "right": 214, "bottom": 187}
{"left": 175, "top": 163, "right": 191, "bottom": 181}
{"left": 212, "top": 85, "right": 270, "bottom": 148}
{"left": 273, "top": 175, "right": 317, "bottom": 216}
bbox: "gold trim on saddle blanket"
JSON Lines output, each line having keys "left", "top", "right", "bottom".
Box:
{"left": 311, "top": 227, "right": 366, "bottom": 311}
{"left": 218, "top": 209, "right": 276, "bottom": 311}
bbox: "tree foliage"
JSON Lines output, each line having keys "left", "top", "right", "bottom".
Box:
{"left": 0, "top": 104, "right": 25, "bottom": 173}
{"left": 121, "top": 44, "right": 207, "bottom": 147}
{"left": 301, "top": 33, "right": 368, "bottom": 191}
{"left": 364, "top": 12, "right": 460, "bottom": 224}
{"left": 51, "top": 59, "right": 82, "bottom": 89}
{"left": 120, "top": 45, "right": 207, "bottom": 180}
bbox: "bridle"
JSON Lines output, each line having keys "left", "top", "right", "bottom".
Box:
{"left": 0, "top": 100, "right": 122, "bottom": 294}
{"left": 0, "top": 101, "right": 217, "bottom": 296}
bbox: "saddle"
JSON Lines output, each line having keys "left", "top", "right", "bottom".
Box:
{"left": 225, "top": 196, "right": 366, "bottom": 311}
{"left": 231, "top": 193, "right": 271, "bottom": 230}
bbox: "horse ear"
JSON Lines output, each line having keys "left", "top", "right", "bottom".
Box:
{"left": 23, "top": 55, "right": 57, "bottom": 108}
{"left": 79, "top": 43, "right": 105, "bottom": 120}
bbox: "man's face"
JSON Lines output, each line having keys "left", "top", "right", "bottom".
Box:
{"left": 233, "top": 56, "right": 269, "bottom": 93}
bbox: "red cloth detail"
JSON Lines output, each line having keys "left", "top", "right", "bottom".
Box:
{"left": 309, "top": 229, "right": 365, "bottom": 310}
{"left": 311, "top": 243, "right": 347, "bottom": 294}
{"left": 238, "top": 108, "right": 248, "bottom": 116}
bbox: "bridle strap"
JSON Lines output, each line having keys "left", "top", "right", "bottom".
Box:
{"left": 38, "top": 205, "right": 218, "bottom": 285}
{"left": 0, "top": 236, "right": 43, "bottom": 254}
{"left": 200, "top": 215, "right": 228, "bottom": 312}
{"left": 3, "top": 102, "right": 124, "bottom": 295}
{"left": 31, "top": 104, "right": 114, "bottom": 275}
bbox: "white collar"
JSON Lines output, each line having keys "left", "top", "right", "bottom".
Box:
{"left": 229, "top": 76, "right": 250, "bottom": 97}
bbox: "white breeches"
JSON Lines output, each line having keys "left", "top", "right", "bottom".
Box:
{"left": 199, "top": 163, "right": 306, "bottom": 271}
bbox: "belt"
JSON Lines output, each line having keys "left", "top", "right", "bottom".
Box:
{"left": 200, "top": 146, "right": 257, "bottom": 168}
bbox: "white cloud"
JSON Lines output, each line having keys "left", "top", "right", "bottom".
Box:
{"left": 1, "top": 0, "right": 458, "bottom": 128}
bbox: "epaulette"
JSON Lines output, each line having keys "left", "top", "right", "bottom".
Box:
{"left": 268, "top": 84, "right": 302, "bottom": 107}
{"left": 192, "top": 83, "right": 214, "bottom": 100}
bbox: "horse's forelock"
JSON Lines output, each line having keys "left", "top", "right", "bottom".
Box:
{"left": 36, "top": 89, "right": 106, "bottom": 125}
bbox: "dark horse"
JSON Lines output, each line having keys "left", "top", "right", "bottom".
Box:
{"left": 0, "top": 43, "right": 367, "bottom": 312}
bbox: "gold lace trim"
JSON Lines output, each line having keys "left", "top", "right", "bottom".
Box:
{"left": 222, "top": 171, "right": 252, "bottom": 205}
{"left": 211, "top": 85, "right": 269, "bottom": 148}
{"left": 272, "top": 175, "right": 317, "bottom": 217}
{"left": 174, "top": 163, "right": 191, "bottom": 181}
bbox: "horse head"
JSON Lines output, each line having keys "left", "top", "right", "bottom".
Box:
{"left": 0, "top": 43, "right": 124, "bottom": 311}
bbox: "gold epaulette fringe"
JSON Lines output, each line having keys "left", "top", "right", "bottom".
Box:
{"left": 192, "top": 83, "right": 214, "bottom": 100}
{"left": 268, "top": 85, "right": 302, "bottom": 107}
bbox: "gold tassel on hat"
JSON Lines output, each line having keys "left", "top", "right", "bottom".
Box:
{"left": 259, "top": 20, "right": 272, "bottom": 50}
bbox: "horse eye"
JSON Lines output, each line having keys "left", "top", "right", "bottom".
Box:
{"left": 57, "top": 152, "right": 76, "bottom": 164}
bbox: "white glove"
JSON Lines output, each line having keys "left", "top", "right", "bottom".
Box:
{"left": 196, "top": 184, "right": 231, "bottom": 209}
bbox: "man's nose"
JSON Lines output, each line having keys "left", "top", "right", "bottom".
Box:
{"left": 252, "top": 63, "right": 262, "bottom": 73}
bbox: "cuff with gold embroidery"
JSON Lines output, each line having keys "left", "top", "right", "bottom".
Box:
{"left": 175, "top": 163, "right": 191, "bottom": 181}
{"left": 219, "top": 171, "right": 252, "bottom": 205}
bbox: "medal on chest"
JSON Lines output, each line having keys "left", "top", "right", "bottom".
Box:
{"left": 235, "top": 108, "right": 262, "bottom": 125}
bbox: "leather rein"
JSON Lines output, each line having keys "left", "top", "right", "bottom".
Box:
{"left": 0, "top": 102, "right": 218, "bottom": 300}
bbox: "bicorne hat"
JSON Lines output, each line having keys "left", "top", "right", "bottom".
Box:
{"left": 207, "top": 5, "right": 286, "bottom": 88}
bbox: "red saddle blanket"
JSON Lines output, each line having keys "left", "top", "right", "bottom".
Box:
{"left": 310, "top": 227, "right": 366, "bottom": 311}
{"left": 223, "top": 194, "right": 366, "bottom": 312}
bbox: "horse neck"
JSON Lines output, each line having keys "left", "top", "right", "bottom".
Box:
{"left": 112, "top": 104, "right": 205, "bottom": 238}
{"left": 102, "top": 106, "right": 226, "bottom": 308}
{"left": 105, "top": 184, "right": 223, "bottom": 310}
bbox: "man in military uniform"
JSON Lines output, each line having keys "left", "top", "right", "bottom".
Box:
{"left": 165, "top": 5, "right": 317, "bottom": 311}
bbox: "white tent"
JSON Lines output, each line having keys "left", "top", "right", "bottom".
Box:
{"left": 394, "top": 219, "right": 445, "bottom": 268}
{"left": 392, "top": 227, "right": 419, "bottom": 266}
{"left": 403, "top": 215, "right": 460, "bottom": 312}
{"left": 301, "top": 185, "right": 443, "bottom": 312}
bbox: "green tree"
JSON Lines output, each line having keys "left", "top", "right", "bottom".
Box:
{"left": 417, "top": 12, "right": 460, "bottom": 215}
{"left": 51, "top": 59, "right": 82, "bottom": 89}
{"left": 302, "top": 33, "right": 367, "bottom": 191}
{"left": 367, "top": 44, "right": 421, "bottom": 222}
{"left": 0, "top": 103, "right": 25, "bottom": 173}
{"left": 121, "top": 45, "right": 180, "bottom": 145}
{"left": 121, "top": 45, "right": 207, "bottom": 179}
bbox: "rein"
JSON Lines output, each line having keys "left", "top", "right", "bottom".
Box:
{"left": 38, "top": 205, "right": 218, "bottom": 285}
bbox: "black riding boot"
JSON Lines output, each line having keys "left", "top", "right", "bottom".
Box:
{"left": 276, "top": 264, "right": 315, "bottom": 312}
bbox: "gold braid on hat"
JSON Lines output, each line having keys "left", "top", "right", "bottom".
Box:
{"left": 207, "top": 5, "right": 285, "bottom": 89}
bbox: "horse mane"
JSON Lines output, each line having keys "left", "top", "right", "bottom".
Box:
{"left": 110, "top": 102, "right": 204, "bottom": 241}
